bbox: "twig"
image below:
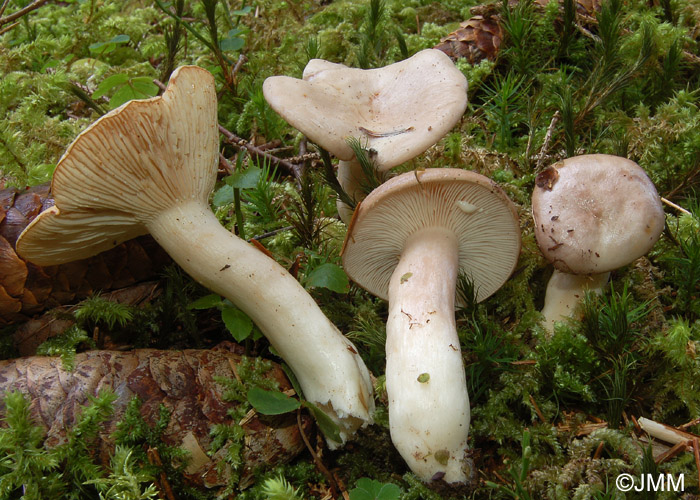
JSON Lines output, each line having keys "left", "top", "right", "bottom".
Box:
{"left": 592, "top": 441, "right": 605, "bottom": 460}
{"left": 661, "top": 196, "right": 692, "bottom": 215}
{"left": 0, "top": 21, "right": 18, "bottom": 35}
{"left": 638, "top": 416, "right": 700, "bottom": 446}
{"left": 231, "top": 53, "right": 247, "bottom": 79}
{"left": 694, "top": 438, "right": 700, "bottom": 488}
{"left": 296, "top": 410, "right": 342, "bottom": 498}
{"left": 146, "top": 447, "right": 177, "bottom": 500}
{"left": 0, "top": 0, "right": 10, "bottom": 18}
{"left": 218, "top": 125, "right": 302, "bottom": 179}
{"left": 535, "top": 111, "right": 560, "bottom": 171}
{"left": 680, "top": 417, "right": 700, "bottom": 431}
{"left": 248, "top": 225, "right": 293, "bottom": 242}
{"left": 0, "top": 0, "right": 48, "bottom": 28}
{"left": 655, "top": 441, "right": 687, "bottom": 465}
{"left": 528, "top": 394, "right": 547, "bottom": 423}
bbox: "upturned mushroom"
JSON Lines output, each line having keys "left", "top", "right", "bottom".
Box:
{"left": 342, "top": 168, "right": 521, "bottom": 483}
{"left": 16, "top": 66, "right": 374, "bottom": 446}
{"left": 532, "top": 154, "right": 665, "bottom": 333}
{"left": 263, "top": 49, "right": 468, "bottom": 221}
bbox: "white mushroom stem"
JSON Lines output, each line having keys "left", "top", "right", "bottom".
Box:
{"left": 386, "top": 227, "right": 470, "bottom": 483}
{"left": 541, "top": 269, "right": 610, "bottom": 334}
{"left": 147, "top": 199, "right": 373, "bottom": 446}
{"left": 337, "top": 158, "right": 365, "bottom": 223}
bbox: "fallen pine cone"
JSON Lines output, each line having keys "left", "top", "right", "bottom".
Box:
{"left": 0, "top": 342, "right": 312, "bottom": 490}
{"left": 434, "top": 0, "right": 602, "bottom": 64}
{"left": 0, "top": 184, "right": 171, "bottom": 325}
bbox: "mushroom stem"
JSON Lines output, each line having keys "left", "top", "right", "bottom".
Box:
{"left": 541, "top": 269, "right": 610, "bottom": 334}
{"left": 385, "top": 227, "right": 470, "bottom": 483}
{"left": 147, "top": 199, "right": 373, "bottom": 446}
{"left": 337, "top": 158, "right": 365, "bottom": 223}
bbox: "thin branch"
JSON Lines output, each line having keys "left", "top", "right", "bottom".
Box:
{"left": 535, "top": 111, "right": 560, "bottom": 171}
{"left": 296, "top": 410, "right": 342, "bottom": 498}
{"left": 248, "top": 226, "right": 293, "bottom": 242}
{"left": 218, "top": 125, "right": 302, "bottom": 179}
{"left": 0, "top": 0, "right": 48, "bottom": 28}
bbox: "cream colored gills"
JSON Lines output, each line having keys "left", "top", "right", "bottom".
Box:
{"left": 17, "top": 65, "right": 375, "bottom": 447}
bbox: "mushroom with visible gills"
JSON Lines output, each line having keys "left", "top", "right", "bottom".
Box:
{"left": 532, "top": 154, "right": 665, "bottom": 333}
{"left": 16, "top": 66, "right": 374, "bottom": 447}
{"left": 342, "top": 168, "right": 521, "bottom": 483}
{"left": 263, "top": 49, "right": 468, "bottom": 222}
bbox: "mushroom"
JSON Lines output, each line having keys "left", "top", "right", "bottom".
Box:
{"left": 342, "top": 168, "right": 521, "bottom": 483}
{"left": 263, "top": 49, "right": 468, "bottom": 221}
{"left": 16, "top": 66, "right": 374, "bottom": 447}
{"left": 532, "top": 154, "right": 665, "bottom": 333}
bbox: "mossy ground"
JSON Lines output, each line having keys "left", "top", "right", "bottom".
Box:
{"left": 1, "top": 0, "right": 700, "bottom": 498}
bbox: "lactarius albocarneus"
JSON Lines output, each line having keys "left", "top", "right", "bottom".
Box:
{"left": 263, "top": 49, "right": 468, "bottom": 222}
{"left": 342, "top": 168, "right": 521, "bottom": 483}
{"left": 16, "top": 66, "right": 374, "bottom": 446}
{"left": 532, "top": 154, "right": 665, "bottom": 333}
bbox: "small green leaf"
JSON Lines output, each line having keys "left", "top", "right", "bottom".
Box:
{"left": 400, "top": 272, "right": 413, "bottom": 284}
{"left": 109, "top": 34, "right": 131, "bottom": 44}
{"left": 247, "top": 387, "right": 301, "bottom": 415}
{"left": 130, "top": 76, "right": 159, "bottom": 97}
{"left": 349, "top": 478, "right": 401, "bottom": 500}
{"left": 89, "top": 34, "right": 130, "bottom": 55}
{"left": 220, "top": 29, "right": 245, "bottom": 51}
{"left": 225, "top": 166, "right": 261, "bottom": 189}
{"left": 305, "top": 263, "right": 349, "bottom": 293}
{"left": 303, "top": 401, "right": 342, "bottom": 444}
{"left": 280, "top": 364, "right": 303, "bottom": 401}
{"left": 231, "top": 6, "right": 253, "bottom": 15}
{"left": 221, "top": 306, "right": 253, "bottom": 342}
{"left": 212, "top": 184, "right": 235, "bottom": 207}
{"left": 189, "top": 294, "right": 222, "bottom": 310}
{"left": 417, "top": 373, "right": 430, "bottom": 383}
{"left": 109, "top": 78, "right": 159, "bottom": 109}
{"left": 93, "top": 73, "right": 130, "bottom": 99}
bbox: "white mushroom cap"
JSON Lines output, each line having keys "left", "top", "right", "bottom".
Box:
{"left": 17, "top": 65, "right": 218, "bottom": 266}
{"left": 342, "top": 168, "right": 521, "bottom": 302}
{"left": 532, "top": 154, "right": 665, "bottom": 275}
{"left": 263, "top": 49, "right": 468, "bottom": 170}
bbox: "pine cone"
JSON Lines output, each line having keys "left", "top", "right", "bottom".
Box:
{"left": 0, "top": 184, "right": 171, "bottom": 324}
{"left": 434, "top": 15, "right": 503, "bottom": 64}
{"left": 434, "top": 0, "right": 602, "bottom": 64}
{"left": 0, "top": 342, "right": 311, "bottom": 489}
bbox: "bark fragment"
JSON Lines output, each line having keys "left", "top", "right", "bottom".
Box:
{"left": 0, "top": 342, "right": 310, "bottom": 489}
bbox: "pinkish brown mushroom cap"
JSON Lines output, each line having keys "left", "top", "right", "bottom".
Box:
{"left": 532, "top": 154, "right": 665, "bottom": 275}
